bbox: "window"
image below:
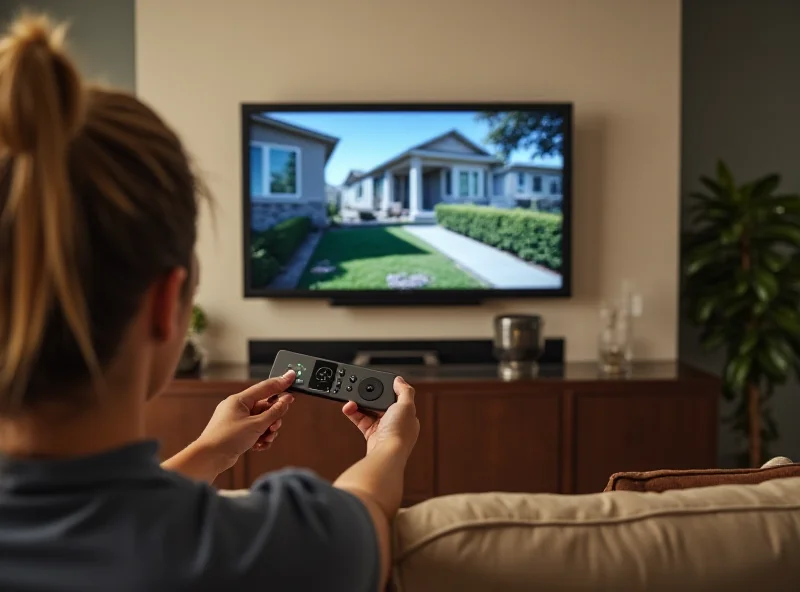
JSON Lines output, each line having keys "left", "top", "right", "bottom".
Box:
{"left": 373, "top": 177, "right": 383, "bottom": 199}
{"left": 533, "top": 175, "right": 542, "bottom": 192}
{"left": 459, "top": 171, "right": 470, "bottom": 197}
{"left": 443, "top": 169, "right": 452, "bottom": 196}
{"left": 550, "top": 179, "right": 560, "bottom": 195}
{"left": 250, "top": 145, "right": 263, "bottom": 196}
{"left": 250, "top": 142, "right": 301, "bottom": 197}
{"left": 517, "top": 172, "right": 525, "bottom": 192}
{"left": 356, "top": 182, "right": 363, "bottom": 199}
{"left": 456, "top": 167, "right": 483, "bottom": 198}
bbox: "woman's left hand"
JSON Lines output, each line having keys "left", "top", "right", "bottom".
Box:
{"left": 163, "top": 370, "right": 296, "bottom": 482}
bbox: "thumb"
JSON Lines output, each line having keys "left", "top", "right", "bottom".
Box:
{"left": 237, "top": 370, "right": 296, "bottom": 407}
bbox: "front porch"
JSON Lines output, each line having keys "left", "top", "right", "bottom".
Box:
{"left": 373, "top": 157, "right": 490, "bottom": 222}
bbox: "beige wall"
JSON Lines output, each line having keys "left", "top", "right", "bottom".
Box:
{"left": 136, "top": 0, "right": 681, "bottom": 364}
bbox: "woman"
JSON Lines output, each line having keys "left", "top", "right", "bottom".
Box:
{"left": 0, "top": 14, "right": 419, "bottom": 592}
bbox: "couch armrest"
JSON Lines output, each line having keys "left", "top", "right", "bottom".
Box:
{"left": 605, "top": 456, "right": 800, "bottom": 492}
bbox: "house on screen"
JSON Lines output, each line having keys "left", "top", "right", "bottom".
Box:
{"left": 338, "top": 129, "right": 563, "bottom": 222}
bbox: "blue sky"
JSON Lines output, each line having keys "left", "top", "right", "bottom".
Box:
{"left": 261, "top": 111, "right": 564, "bottom": 186}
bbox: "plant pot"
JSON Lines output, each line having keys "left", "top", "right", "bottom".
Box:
{"left": 176, "top": 335, "right": 207, "bottom": 377}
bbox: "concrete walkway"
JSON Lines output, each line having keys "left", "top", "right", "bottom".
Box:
{"left": 402, "top": 225, "right": 562, "bottom": 289}
{"left": 268, "top": 231, "right": 324, "bottom": 290}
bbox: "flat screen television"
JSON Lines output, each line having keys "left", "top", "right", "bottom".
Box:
{"left": 242, "top": 103, "right": 572, "bottom": 305}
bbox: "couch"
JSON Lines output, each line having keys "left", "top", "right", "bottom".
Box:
{"left": 390, "top": 458, "right": 800, "bottom": 591}
{"left": 220, "top": 459, "right": 800, "bottom": 590}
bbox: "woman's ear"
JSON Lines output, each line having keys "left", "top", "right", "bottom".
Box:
{"left": 149, "top": 267, "right": 189, "bottom": 342}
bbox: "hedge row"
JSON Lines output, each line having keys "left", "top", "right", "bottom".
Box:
{"left": 250, "top": 216, "right": 311, "bottom": 286}
{"left": 434, "top": 204, "right": 562, "bottom": 271}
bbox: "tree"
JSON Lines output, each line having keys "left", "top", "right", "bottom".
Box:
{"left": 477, "top": 111, "right": 564, "bottom": 160}
{"left": 683, "top": 161, "right": 800, "bottom": 467}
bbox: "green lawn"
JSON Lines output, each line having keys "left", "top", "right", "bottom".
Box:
{"left": 297, "top": 226, "right": 486, "bottom": 290}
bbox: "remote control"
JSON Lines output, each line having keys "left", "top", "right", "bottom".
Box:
{"left": 268, "top": 350, "right": 398, "bottom": 412}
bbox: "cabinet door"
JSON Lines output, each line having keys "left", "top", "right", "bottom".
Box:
{"left": 145, "top": 394, "right": 237, "bottom": 489}
{"left": 572, "top": 388, "right": 718, "bottom": 493}
{"left": 435, "top": 387, "right": 562, "bottom": 495}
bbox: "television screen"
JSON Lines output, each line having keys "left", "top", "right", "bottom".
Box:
{"left": 242, "top": 103, "right": 572, "bottom": 302}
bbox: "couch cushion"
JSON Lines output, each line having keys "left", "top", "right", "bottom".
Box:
{"left": 605, "top": 459, "right": 800, "bottom": 492}
{"left": 391, "top": 478, "right": 800, "bottom": 591}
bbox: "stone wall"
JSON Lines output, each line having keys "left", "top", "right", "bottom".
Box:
{"left": 251, "top": 200, "right": 328, "bottom": 231}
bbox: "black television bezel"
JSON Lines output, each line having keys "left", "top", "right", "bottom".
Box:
{"left": 241, "top": 102, "right": 573, "bottom": 305}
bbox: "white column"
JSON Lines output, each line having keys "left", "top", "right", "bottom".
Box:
{"left": 382, "top": 170, "right": 393, "bottom": 212}
{"left": 409, "top": 157, "right": 422, "bottom": 217}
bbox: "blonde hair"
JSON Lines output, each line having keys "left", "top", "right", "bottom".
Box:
{"left": 0, "top": 14, "right": 202, "bottom": 413}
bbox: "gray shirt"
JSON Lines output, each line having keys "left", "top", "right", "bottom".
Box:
{"left": 0, "top": 441, "right": 380, "bottom": 591}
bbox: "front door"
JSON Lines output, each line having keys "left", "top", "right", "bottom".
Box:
{"left": 421, "top": 170, "right": 442, "bottom": 211}
{"left": 395, "top": 176, "right": 409, "bottom": 210}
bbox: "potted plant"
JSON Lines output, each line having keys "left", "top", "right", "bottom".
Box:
{"left": 683, "top": 161, "right": 800, "bottom": 467}
{"left": 177, "top": 304, "right": 208, "bottom": 376}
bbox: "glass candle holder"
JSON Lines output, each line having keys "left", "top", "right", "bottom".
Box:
{"left": 598, "top": 302, "right": 633, "bottom": 376}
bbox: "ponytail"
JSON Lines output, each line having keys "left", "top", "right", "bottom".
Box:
{"left": 0, "top": 15, "right": 98, "bottom": 410}
{"left": 0, "top": 14, "right": 202, "bottom": 414}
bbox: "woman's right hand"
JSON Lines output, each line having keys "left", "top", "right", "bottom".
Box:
{"left": 342, "top": 376, "right": 419, "bottom": 458}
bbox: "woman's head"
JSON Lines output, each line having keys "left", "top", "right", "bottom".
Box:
{"left": 0, "top": 15, "right": 203, "bottom": 415}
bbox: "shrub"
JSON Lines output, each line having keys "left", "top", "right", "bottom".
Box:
{"left": 251, "top": 216, "right": 311, "bottom": 264}
{"left": 359, "top": 211, "right": 376, "bottom": 222}
{"left": 249, "top": 216, "right": 311, "bottom": 287}
{"left": 251, "top": 252, "right": 281, "bottom": 287}
{"left": 435, "top": 204, "right": 562, "bottom": 271}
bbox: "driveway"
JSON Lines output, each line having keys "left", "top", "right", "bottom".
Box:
{"left": 402, "top": 225, "right": 562, "bottom": 289}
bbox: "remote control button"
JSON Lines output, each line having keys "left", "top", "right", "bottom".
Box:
{"left": 346, "top": 386, "right": 352, "bottom": 392}
{"left": 358, "top": 377, "right": 383, "bottom": 401}
{"left": 332, "top": 388, "right": 339, "bottom": 394}
{"left": 349, "top": 375, "right": 357, "bottom": 383}
{"left": 336, "top": 380, "right": 342, "bottom": 387}
{"left": 315, "top": 367, "right": 334, "bottom": 381}
{"left": 338, "top": 368, "right": 345, "bottom": 377}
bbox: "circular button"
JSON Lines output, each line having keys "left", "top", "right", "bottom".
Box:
{"left": 349, "top": 375, "right": 357, "bottom": 383}
{"left": 315, "top": 367, "right": 333, "bottom": 381}
{"left": 346, "top": 385, "right": 353, "bottom": 392}
{"left": 358, "top": 377, "right": 383, "bottom": 401}
{"left": 338, "top": 368, "right": 346, "bottom": 377}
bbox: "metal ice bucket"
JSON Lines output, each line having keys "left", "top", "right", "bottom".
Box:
{"left": 492, "top": 314, "right": 543, "bottom": 379}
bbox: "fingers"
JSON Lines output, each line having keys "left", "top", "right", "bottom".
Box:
{"left": 237, "top": 370, "right": 296, "bottom": 407}
{"left": 393, "top": 376, "right": 415, "bottom": 403}
{"left": 251, "top": 393, "right": 280, "bottom": 415}
{"left": 342, "top": 401, "right": 379, "bottom": 435}
{"left": 253, "top": 418, "right": 283, "bottom": 451}
{"left": 250, "top": 393, "right": 294, "bottom": 426}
